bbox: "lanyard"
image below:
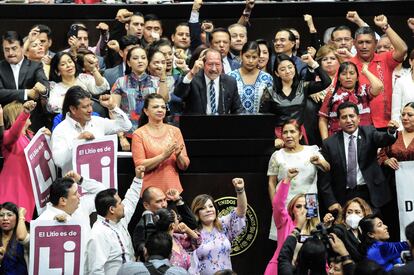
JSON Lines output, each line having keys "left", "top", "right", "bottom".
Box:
{"left": 101, "top": 219, "right": 127, "bottom": 264}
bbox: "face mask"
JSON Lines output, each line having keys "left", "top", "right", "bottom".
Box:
{"left": 346, "top": 213, "right": 362, "bottom": 229}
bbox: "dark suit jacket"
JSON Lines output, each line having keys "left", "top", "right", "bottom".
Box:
{"left": 319, "top": 126, "right": 397, "bottom": 208}
{"left": 104, "top": 63, "right": 123, "bottom": 89}
{"left": 132, "top": 201, "right": 197, "bottom": 260}
{"left": 390, "top": 261, "right": 414, "bottom": 275}
{"left": 173, "top": 71, "right": 243, "bottom": 114}
{"left": 0, "top": 58, "right": 48, "bottom": 105}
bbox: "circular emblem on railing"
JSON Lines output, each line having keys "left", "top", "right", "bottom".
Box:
{"left": 215, "top": 196, "right": 258, "bottom": 256}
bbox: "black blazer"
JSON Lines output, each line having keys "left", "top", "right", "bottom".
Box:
{"left": 0, "top": 58, "right": 49, "bottom": 105}
{"left": 174, "top": 71, "right": 244, "bottom": 114}
{"left": 318, "top": 125, "right": 397, "bottom": 208}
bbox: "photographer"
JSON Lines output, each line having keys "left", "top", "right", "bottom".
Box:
{"left": 323, "top": 197, "right": 373, "bottom": 262}
{"left": 278, "top": 207, "right": 355, "bottom": 274}
{"left": 390, "top": 221, "right": 414, "bottom": 275}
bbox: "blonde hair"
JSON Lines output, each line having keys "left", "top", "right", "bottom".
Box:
{"left": 3, "top": 101, "right": 23, "bottom": 129}
{"left": 191, "top": 194, "right": 222, "bottom": 231}
{"left": 315, "top": 44, "right": 340, "bottom": 64}
{"left": 287, "top": 193, "right": 320, "bottom": 234}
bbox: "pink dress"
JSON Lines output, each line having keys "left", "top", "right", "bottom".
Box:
{"left": 0, "top": 112, "right": 34, "bottom": 221}
{"left": 264, "top": 180, "right": 295, "bottom": 275}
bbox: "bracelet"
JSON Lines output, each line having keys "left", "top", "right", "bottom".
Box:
{"left": 340, "top": 255, "right": 352, "bottom": 262}
{"left": 235, "top": 188, "right": 245, "bottom": 194}
{"left": 382, "top": 24, "right": 390, "bottom": 32}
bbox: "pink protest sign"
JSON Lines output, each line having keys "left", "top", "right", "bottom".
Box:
{"left": 30, "top": 221, "right": 85, "bottom": 275}
{"left": 72, "top": 135, "right": 118, "bottom": 190}
{"left": 24, "top": 128, "right": 57, "bottom": 214}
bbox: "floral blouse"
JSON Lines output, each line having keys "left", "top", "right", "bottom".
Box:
{"left": 319, "top": 84, "right": 373, "bottom": 136}
{"left": 170, "top": 233, "right": 202, "bottom": 270}
{"left": 189, "top": 210, "right": 246, "bottom": 275}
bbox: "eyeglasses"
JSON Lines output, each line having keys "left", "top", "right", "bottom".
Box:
{"left": 333, "top": 37, "right": 353, "bottom": 43}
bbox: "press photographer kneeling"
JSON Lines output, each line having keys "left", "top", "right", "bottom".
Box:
{"left": 277, "top": 199, "right": 355, "bottom": 275}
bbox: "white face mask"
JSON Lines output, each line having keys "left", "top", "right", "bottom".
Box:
{"left": 346, "top": 213, "right": 363, "bottom": 230}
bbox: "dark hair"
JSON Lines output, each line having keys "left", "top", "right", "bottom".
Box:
{"left": 49, "top": 177, "right": 76, "bottom": 206}
{"left": 296, "top": 237, "right": 327, "bottom": 275}
{"left": 125, "top": 46, "right": 147, "bottom": 75}
{"left": 241, "top": 41, "right": 260, "bottom": 56}
{"left": 256, "top": 38, "right": 272, "bottom": 73}
{"left": 405, "top": 221, "right": 414, "bottom": 246}
{"left": 150, "top": 38, "right": 172, "bottom": 51}
{"left": 354, "top": 26, "right": 376, "bottom": 40}
{"left": 174, "top": 22, "right": 189, "bottom": 35}
{"left": 131, "top": 12, "right": 144, "bottom": 19}
{"left": 211, "top": 27, "right": 231, "bottom": 41}
{"left": 119, "top": 35, "right": 140, "bottom": 51}
{"left": 33, "top": 24, "right": 52, "bottom": 39}
{"left": 49, "top": 51, "right": 79, "bottom": 82}
{"left": 403, "top": 101, "right": 414, "bottom": 110}
{"left": 359, "top": 214, "right": 381, "bottom": 255}
{"left": 154, "top": 208, "right": 175, "bottom": 232}
{"left": 76, "top": 49, "right": 96, "bottom": 71}
{"left": 189, "top": 44, "right": 208, "bottom": 69}
{"left": 61, "top": 86, "right": 92, "bottom": 119}
{"left": 95, "top": 188, "right": 118, "bottom": 217}
{"left": 67, "top": 24, "right": 88, "bottom": 39}
{"left": 331, "top": 25, "right": 352, "bottom": 40}
{"left": 272, "top": 53, "right": 299, "bottom": 94}
{"left": 145, "top": 231, "right": 172, "bottom": 259}
{"left": 329, "top": 61, "right": 360, "bottom": 111}
{"left": 144, "top": 14, "right": 162, "bottom": 26}
{"left": 2, "top": 31, "right": 23, "bottom": 46}
{"left": 336, "top": 101, "right": 359, "bottom": 119}
{"left": 281, "top": 119, "right": 302, "bottom": 134}
{"left": 0, "top": 202, "right": 20, "bottom": 258}
{"left": 275, "top": 28, "right": 296, "bottom": 51}
{"left": 138, "top": 93, "right": 167, "bottom": 127}
{"left": 353, "top": 259, "right": 387, "bottom": 275}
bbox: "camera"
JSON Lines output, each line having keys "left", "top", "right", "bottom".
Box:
{"left": 401, "top": 250, "right": 413, "bottom": 263}
{"left": 311, "top": 223, "right": 333, "bottom": 253}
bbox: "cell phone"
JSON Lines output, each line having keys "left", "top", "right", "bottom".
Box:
{"left": 68, "top": 24, "right": 79, "bottom": 38}
{"left": 305, "top": 193, "right": 319, "bottom": 219}
{"left": 298, "top": 234, "right": 312, "bottom": 243}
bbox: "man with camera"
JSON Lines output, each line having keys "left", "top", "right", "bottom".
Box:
{"left": 132, "top": 187, "right": 197, "bottom": 261}
{"left": 391, "top": 221, "right": 414, "bottom": 274}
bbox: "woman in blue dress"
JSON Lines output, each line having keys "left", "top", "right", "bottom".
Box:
{"left": 359, "top": 214, "right": 409, "bottom": 272}
{"left": 228, "top": 41, "right": 273, "bottom": 113}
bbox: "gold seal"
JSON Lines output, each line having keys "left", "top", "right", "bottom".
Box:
{"left": 215, "top": 196, "right": 258, "bottom": 256}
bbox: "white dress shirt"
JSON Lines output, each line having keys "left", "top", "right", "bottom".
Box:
{"left": 85, "top": 178, "right": 143, "bottom": 275}
{"left": 10, "top": 58, "right": 23, "bottom": 90}
{"left": 51, "top": 107, "right": 132, "bottom": 175}
{"left": 343, "top": 129, "right": 366, "bottom": 187}
{"left": 222, "top": 56, "right": 231, "bottom": 74}
{"left": 204, "top": 74, "right": 220, "bottom": 115}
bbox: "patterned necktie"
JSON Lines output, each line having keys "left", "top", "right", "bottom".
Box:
{"left": 347, "top": 135, "right": 357, "bottom": 189}
{"left": 209, "top": 80, "right": 217, "bottom": 114}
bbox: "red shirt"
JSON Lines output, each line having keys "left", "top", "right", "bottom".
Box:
{"left": 350, "top": 51, "right": 400, "bottom": 128}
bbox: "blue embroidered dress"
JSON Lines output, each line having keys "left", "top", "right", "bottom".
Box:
{"left": 228, "top": 69, "right": 273, "bottom": 113}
